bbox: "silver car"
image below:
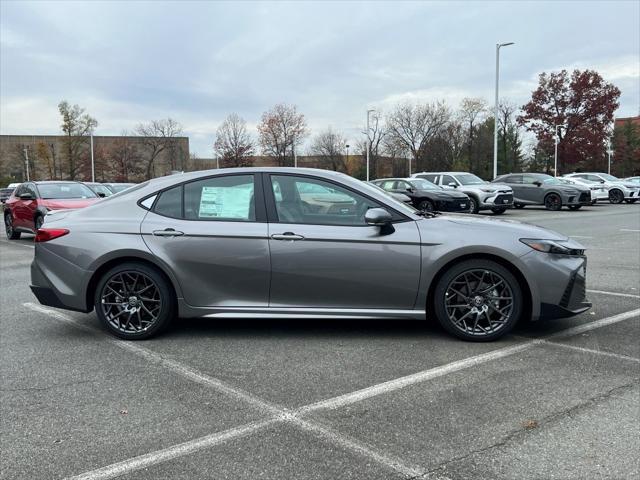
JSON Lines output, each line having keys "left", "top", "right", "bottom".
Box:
{"left": 412, "top": 172, "right": 513, "bottom": 214}
{"left": 28, "top": 168, "right": 591, "bottom": 342}
{"left": 564, "top": 173, "right": 639, "bottom": 204}
{"left": 493, "top": 173, "right": 592, "bottom": 211}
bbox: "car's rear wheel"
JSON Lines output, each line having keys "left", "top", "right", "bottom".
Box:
{"left": 94, "top": 262, "right": 176, "bottom": 340}
{"left": 418, "top": 199, "right": 435, "bottom": 212}
{"left": 433, "top": 259, "right": 523, "bottom": 341}
{"left": 468, "top": 196, "right": 479, "bottom": 214}
{"left": 609, "top": 189, "right": 624, "bottom": 204}
{"left": 567, "top": 205, "right": 582, "bottom": 210}
{"left": 544, "top": 193, "right": 562, "bottom": 211}
{"left": 514, "top": 203, "right": 525, "bottom": 209}
{"left": 491, "top": 207, "right": 506, "bottom": 214}
{"left": 4, "top": 213, "right": 20, "bottom": 240}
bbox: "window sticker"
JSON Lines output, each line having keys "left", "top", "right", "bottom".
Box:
{"left": 198, "top": 185, "right": 253, "bottom": 219}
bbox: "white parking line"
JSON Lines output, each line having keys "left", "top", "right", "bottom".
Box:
{"left": 620, "top": 229, "right": 640, "bottom": 232}
{"left": 587, "top": 289, "right": 640, "bottom": 299}
{"left": 23, "top": 303, "right": 640, "bottom": 480}
{"left": 542, "top": 341, "right": 640, "bottom": 363}
{"left": 0, "top": 240, "right": 34, "bottom": 249}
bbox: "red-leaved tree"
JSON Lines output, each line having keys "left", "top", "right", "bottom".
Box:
{"left": 518, "top": 69, "right": 620, "bottom": 174}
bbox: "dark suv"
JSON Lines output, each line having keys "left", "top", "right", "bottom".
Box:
{"left": 493, "top": 173, "right": 591, "bottom": 211}
{"left": 371, "top": 178, "right": 471, "bottom": 212}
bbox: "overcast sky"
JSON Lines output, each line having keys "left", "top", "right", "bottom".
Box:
{"left": 1, "top": 0, "right": 638, "bottom": 157}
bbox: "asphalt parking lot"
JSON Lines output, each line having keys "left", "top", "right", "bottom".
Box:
{"left": 1, "top": 202, "right": 639, "bottom": 480}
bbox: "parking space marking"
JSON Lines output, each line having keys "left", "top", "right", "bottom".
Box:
{"left": 541, "top": 340, "right": 640, "bottom": 363}
{"left": 0, "top": 240, "right": 34, "bottom": 249}
{"left": 66, "top": 419, "right": 280, "bottom": 480}
{"left": 23, "top": 302, "right": 640, "bottom": 480}
{"left": 587, "top": 289, "right": 640, "bottom": 299}
{"left": 620, "top": 229, "right": 640, "bottom": 232}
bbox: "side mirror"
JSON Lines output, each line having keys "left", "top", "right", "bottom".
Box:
{"left": 365, "top": 208, "right": 393, "bottom": 226}
{"left": 600, "top": 180, "right": 605, "bottom": 184}
{"left": 533, "top": 181, "right": 542, "bottom": 187}
{"left": 405, "top": 187, "right": 413, "bottom": 193}
{"left": 97, "top": 192, "right": 106, "bottom": 198}
{"left": 448, "top": 183, "right": 457, "bottom": 188}
{"left": 19, "top": 192, "right": 34, "bottom": 200}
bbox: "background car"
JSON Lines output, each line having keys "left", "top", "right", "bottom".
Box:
{"left": 4, "top": 181, "right": 99, "bottom": 239}
{"left": 367, "top": 182, "right": 414, "bottom": 206}
{"left": 0, "top": 187, "right": 15, "bottom": 204}
{"left": 85, "top": 182, "right": 115, "bottom": 197}
{"left": 556, "top": 177, "right": 606, "bottom": 204}
{"left": 371, "top": 177, "right": 470, "bottom": 212}
{"left": 104, "top": 182, "right": 136, "bottom": 193}
{"left": 493, "top": 173, "right": 591, "bottom": 211}
{"left": 30, "top": 167, "right": 590, "bottom": 343}
{"left": 564, "top": 173, "right": 639, "bottom": 204}
{"left": 623, "top": 176, "right": 640, "bottom": 185}
{"left": 412, "top": 172, "right": 513, "bottom": 214}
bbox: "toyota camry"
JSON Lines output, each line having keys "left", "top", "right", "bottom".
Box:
{"left": 27, "top": 168, "right": 591, "bottom": 341}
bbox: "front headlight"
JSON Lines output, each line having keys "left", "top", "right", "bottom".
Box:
{"left": 480, "top": 188, "right": 496, "bottom": 193}
{"left": 520, "top": 238, "right": 584, "bottom": 255}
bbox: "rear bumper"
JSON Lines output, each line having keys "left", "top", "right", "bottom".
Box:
{"left": 30, "top": 254, "right": 92, "bottom": 312}
{"left": 29, "top": 285, "right": 88, "bottom": 312}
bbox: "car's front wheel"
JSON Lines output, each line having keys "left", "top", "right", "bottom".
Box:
{"left": 4, "top": 213, "right": 20, "bottom": 240}
{"left": 418, "top": 199, "right": 435, "bottom": 212}
{"left": 433, "top": 259, "right": 523, "bottom": 341}
{"left": 94, "top": 262, "right": 176, "bottom": 340}
{"left": 544, "top": 193, "right": 562, "bottom": 211}
{"left": 609, "top": 189, "right": 624, "bottom": 204}
{"left": 468, "top": 196, "right": 480, "bottom": 214}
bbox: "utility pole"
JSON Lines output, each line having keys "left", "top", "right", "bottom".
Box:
{"left": 554, "top": 124, "right": 564, "bottom": 177}
{"left": 90, "top": 134, "right": 95, "bottom": 182}
{"left": 23, "top": 147, "right": 30, "bottom": 181}
{"left": 493, "top": 42, "right": 514, "bottom": 180}
{"left": 366, "top": 109, "right": 375, "bottom": 181}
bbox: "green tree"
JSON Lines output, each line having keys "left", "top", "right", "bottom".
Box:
{"left": 58, "top": 101, "right": 98, "bottom": 180}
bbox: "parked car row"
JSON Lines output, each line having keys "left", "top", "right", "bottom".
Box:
{"left": 372, "top": 170, "right": 639, "bottom": 214}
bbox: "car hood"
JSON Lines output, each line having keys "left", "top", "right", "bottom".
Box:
{"left": 421, "top": 190, "right": 468, "bottom": 199}
{"left": 427, "top": 214, "right": 569, "bottom": 241}
{"left": 41, "top": 198, "right": 100, "bottom": 210}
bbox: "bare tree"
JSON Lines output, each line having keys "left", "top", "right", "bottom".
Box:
{"left": 136, "top": 118, "right": 183, "bottom": 179}
{"left": 109, "top": 132, "right": 142, "bottom": 182}
{"left": 214, "top": 113, "right": 255, "bottom": 167}
{"left": 360, "top": 112, "right": 386, "bottom": 178}
{"left": 36, "top": 142, "right": 54, "bottom": 179}
{"left": 309, "top": 128, "right": 347, "bottom": 171}
{"left": 257, "top": 103, "right": 307, "bottom": 166}
{"left": 385, "top": 101, "right": 450, "bottom": 171}
{"left": 497, "top": 100, "right": 523, "bottom": 173}
{"left": 58, "top": 100, "right": 98, "bottom": 180}
{"left": 459, "top": 97, "right": 487, "bottom": 172}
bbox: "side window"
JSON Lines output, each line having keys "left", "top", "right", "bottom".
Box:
{"left": 397, "top": 181, "right": 410, "bottom": 191}
{"left": 14, "top": 185, "right": 24, "bottom": 197}
{"left": 504, "top": 175, "right": 522, "bottom": 184}
{"left": 270, "top": 175, "right": 383, "bottom": 226}
{"left": 522, "top": 175, "right": 539, "bottom": 185}
{"left": 417, "top": 174, "right": 438, "bottom": 184}
{"left": 381, "top": 180, "right": 396, "bottom": 190}
{"left": 441, "top": 175, "right": 456, "bottom": 186}
{"left": 184, "top": 175, "right": 255, "bottom": 221}
{"left": 154, "top": 185, "right": 183, "bottom": 218}
{"left": 587, "top": 175, "right": 601, "bottom": 182}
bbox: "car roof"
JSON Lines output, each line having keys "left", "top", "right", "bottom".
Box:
{"left": 32, "top": 180, "right": 86, "bottom": 184}
{"left": 415, "top": 172, "right": 471, "bottom": 175}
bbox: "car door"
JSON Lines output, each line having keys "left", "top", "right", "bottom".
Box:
{"left": 440, "top": 174, "right": 458, "bottom": 190}
{"left": 521, "top": 175, "right": 543, "bottom": 204}
{"left": 14, "top": 183, "right": 37, "bottom": 229}
{"left": 265, "top": 173, "right": 421, "bottom": 309}
{"left": 503, "top": 175, "right": 524, "bottom": 201}
{"left": 140, "top": 173, "right": 271, "bottom": 308}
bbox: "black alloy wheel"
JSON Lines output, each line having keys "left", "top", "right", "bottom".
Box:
{"left": 5, "top": 213, "right": 20, "bottom": 240}
{"left": 95, "top": 262, "right": 175, "bottom": 340}
{"left": 544, "top": 193, "right": 562, "bottom": 211}
{"left": 468, "top": 197, "right": 480, "bottom": 214}
{"left": 418, "top": 199, "right": 435, "bottom": 212}
{"left": 433, "top": 259, "right": 522, "bottom": 341}
{"left": 609, "top": 189, "right": 624, "bottom": 204}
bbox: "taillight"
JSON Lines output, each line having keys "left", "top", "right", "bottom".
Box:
{"left": 35, "top": 228, "right": 69, "bottom": 243}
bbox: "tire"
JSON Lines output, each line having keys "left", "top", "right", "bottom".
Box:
{"left": 567, "top": 205, "right": 582, "bottom": 211}
{"left": 5, "top": 213, "right": 21, "bottom": 240}
{"left": 609, "top": 189, "right": 624, "bottom": 204}
{"left": 94, "top": 262, "right": 176, "bottom": 340}
{"left": 468, "top": 196, "right": 480, "bottom": 214}
{"left": 34, "top": 215, "right": 44, "bottom": 231}
{"left": 491, "top": 208, "right": 506, "bottom": 215}
{"left": 544, "top": 193, "right": 562, "bottom": 211}
{"left": 591, "top": 199, "right": 597, "bottom": 205}
{"left": 514, "top": 203, "right": 525, "bottom": 209}
{"left": 432, "top": 259, "right": 523, "bottom": 341}
{"left": 418, "top": 199, "right": 435, "bottom": 212}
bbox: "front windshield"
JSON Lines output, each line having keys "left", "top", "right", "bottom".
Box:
{"left": 599, "top": 174, "right": 619, "bottom": 181}
{"left": 38, "top": 183, "right": 97, "bottom": 199}
{"left": 91, "top": 184, "right": 114, "bottom": 196}
{"left": 360, "top": 181, "right": 417, "bottom": 215}
{"left": 456, "top": 174, "right": 486, "bottom": 185}
{"left": 410, "top": 179, "right": 440, "bottom": 190}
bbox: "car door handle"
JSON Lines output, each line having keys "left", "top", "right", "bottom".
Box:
{"left": 271, "top": 232, "right": 305, "bottom": 241}
{"left": 152, "top": 228, "right": 184, "bottom": 237}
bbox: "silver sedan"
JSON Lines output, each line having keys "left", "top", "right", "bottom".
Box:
{"left": 27, "top": 168, "right": 591, "bottom": 341}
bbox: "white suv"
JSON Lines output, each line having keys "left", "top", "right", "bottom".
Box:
{"left": 412, "top": 172, "right": 513, "bottom": 214}
{"left": 564, "top": 173, "right": 639, "bottom": 204}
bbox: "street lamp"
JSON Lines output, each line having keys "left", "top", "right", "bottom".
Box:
{"left": 607, "top": 147, "right": 613, "bottom": 175}
{"left": 366, "top": 109, "right": 376, "bottom": 181}
{"left": 493, "top": 42, "right": 514, "bottom": 180}
{"left": 554, "top": 124, "right": 565, "bottom": 177}
{"left": 345, "top": 144, "right": 350, "bottom": 171}
{"left": 90, "top": 133, "right": 95, "bottom": 182}
{"left": 23, "top": 147, "right": 30, "bottom": 181}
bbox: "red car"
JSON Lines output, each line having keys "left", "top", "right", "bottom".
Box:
{"left": 4, "top": 181, "right": 100, "bottom": 239}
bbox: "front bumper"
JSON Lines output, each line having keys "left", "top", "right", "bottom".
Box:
{"left": 478, "top": 193, "right": 514, "bottom": 209}
{"left": 436, "top": 198, "right": 471, "bottom": 212}
{"left": 565, "top": 191, "right": 592, "bottom": 206}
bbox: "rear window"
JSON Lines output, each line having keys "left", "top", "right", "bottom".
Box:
{"left": 154, "top": 186, "right": 183, "bottom": 218}
{"left": 38, "top": 183, "right": 97, "bottom": 199}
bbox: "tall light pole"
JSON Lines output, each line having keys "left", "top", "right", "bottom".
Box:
{"left": 90, "top": 133, "right": 95, "bottom": 182}
{"left": 554, "top": 124, "right": 564, "bottom": 176}
{"left": 345, "top": 144, "right": 350, "bottom": 172}
{"left": 607, "top": 147, "right": 613, "bottom": 175}
{"left": 493, "top": 42, "right": 514, "bottom": 180}
{"left": 366, "top": 109, "right": 375, "bottom": 181}
{"left": 23, "top": 147, "right": 30, "bottom": 181}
